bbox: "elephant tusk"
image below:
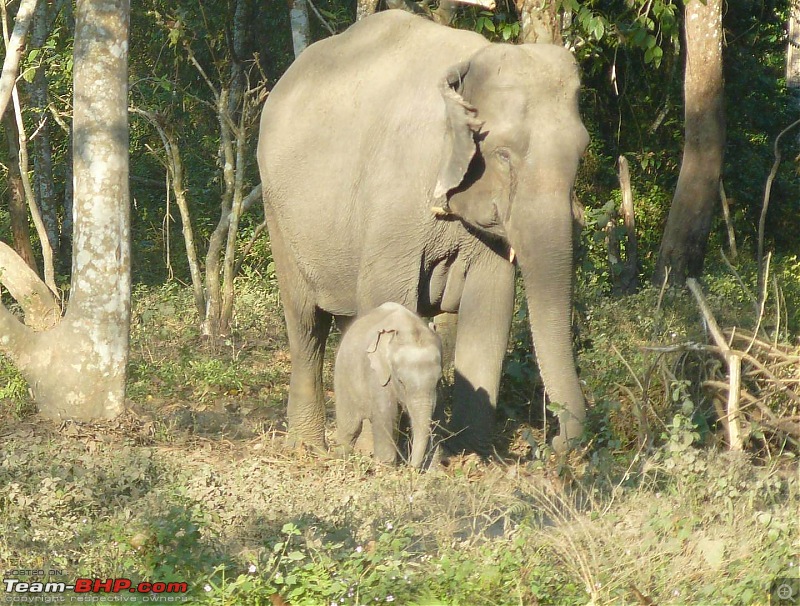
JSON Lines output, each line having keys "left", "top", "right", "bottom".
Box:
{"left": 431, "top": 205, "right": 452, "bottom": 217}
{"left": 509, "top": 247, "right": 516, "bottom": 263}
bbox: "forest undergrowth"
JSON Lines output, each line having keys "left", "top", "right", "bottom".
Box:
{"left": 0, "top": 268, "right": 798, "bottom": 605}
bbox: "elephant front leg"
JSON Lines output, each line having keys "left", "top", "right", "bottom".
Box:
{"left": 448, "top": 256, "right": 515, "bottom": 455}
{"left": 371, "top": 395, "right": 400, "bottom": 465}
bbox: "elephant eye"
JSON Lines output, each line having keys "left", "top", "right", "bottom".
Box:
{"left": 495, "top": 147, "right": 511, "bottom": 163}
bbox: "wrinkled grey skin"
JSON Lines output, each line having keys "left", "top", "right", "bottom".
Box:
{"left": 258, "top": 10, "right": 588, "bottom": 455}
{"left": 334, "top": 302, "right": 442, "bottom": 468}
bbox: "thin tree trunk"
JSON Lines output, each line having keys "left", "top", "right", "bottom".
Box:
{"left": 219, "top": 0, "right": 250, "bottom": 330}
{"left": 59, "top": 125, "right": 73, "bottom": 272}
{"left": 129, "top": 107, "right": 206, "bottom": 319}
{"left": 653, "top": 0, "right": 725, "bottom": 286}
{"left": 202, "top": 88, "right": 234, "bottom": 338}
{"left": 719, "top": 180, "right": 737, "bottom": 261}
{"left": 220, "top": 109, "right": 247, "bottom": 331}
{"left": 3, "top": 113, "right": 38, "bottom": 272}
{"left": 30, "top": 0, "right": 59, "bottom": 256}
{"left": 289, "top": 0, "right": 311, "bottom": 58}
{"left": 11, "top": 82, "right": 57, "bottom": 293}
{"left": 616, "top": 155, "right": 638, "bottom": 294}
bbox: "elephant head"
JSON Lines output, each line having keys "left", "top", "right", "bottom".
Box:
{"left": 434, "top": 44, "right": 589, "bottom": 450}
{"left": 367, "top": 314, "right": 443, "bottom": 467}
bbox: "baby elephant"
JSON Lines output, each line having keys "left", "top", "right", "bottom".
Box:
{"left": 334, "top": 302, "right": 442, "bottom": 468}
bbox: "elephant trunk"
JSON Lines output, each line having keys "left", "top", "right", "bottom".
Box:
{"left": 507, "top": 186, "right": 586, "bottom": 452}
{"left": 406, "top": 392, "right": 436, "bottom": 468}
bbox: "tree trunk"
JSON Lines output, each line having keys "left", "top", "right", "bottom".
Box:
{"left": 59, "top": 125, "right": 74, "bottom": 272}
{"left": 788, "top": 0, "right": 800, "bottom": 89}
{"left": 2, "top": 114, "right": 38, "bottom": 272}
{"left": 514, "top": 0, "right": 561, "bottom": 44}
{"left": 615, "top": 155, "right": 638, "bottom": 295}
{"left": 356, "top": 0, "right": 379, "bottom": 21}
{"left": 0, "top": 0, "right": 130, "bottom": 421}
{"left": 653, "top": 0, "right": 725, "bottom": 286}
{"left": 29, "top": 0, "right": 59, "bottom": 257}
{"left": 289, "top": 0, "right": 311, "bottom": 58}
{"left": 10, "top": 76, "right": 57, "bottom": 292}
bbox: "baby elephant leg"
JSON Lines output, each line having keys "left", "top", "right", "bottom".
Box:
{"left": 371, "top": 403, "right": 399, "bottom": 465}
{"left": 335, "top": 402, "right": 364, "bottom": 456}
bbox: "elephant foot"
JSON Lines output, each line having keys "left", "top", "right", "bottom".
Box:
{"left": 284, "top": 430, "right": 328, "bottom": 456}
{"left": 552, "top": 418, "right": 585, "bottom": 453}
{"left": 331, "top": 443, "right": 354, "bottom": 460}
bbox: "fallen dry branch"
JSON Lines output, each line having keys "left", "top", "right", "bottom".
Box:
{"left": 686, "top": 278, "right": 744, "bottom": 450}
{"left": 643, "top": 282, "right": 800, "bottom": 450}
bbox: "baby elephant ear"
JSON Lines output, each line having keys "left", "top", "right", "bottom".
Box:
{"left": 367, "top": 329, "right": 396, "bottom": 387}
{"left": 433, "top": 62, "right": 482, "bottom": 205}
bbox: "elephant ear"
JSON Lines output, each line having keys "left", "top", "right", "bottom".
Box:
{"left": 433, "top": 62, "right": 483, "bottom": 205}
{"left": 367, "top": 329, "right": 396, "bottom": 387}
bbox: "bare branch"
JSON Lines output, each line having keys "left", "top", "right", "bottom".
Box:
{"left": 686, "top": 278, "right": 743, "bottom": 450}
{"left": 757, "top": 116, "right": 800, "bottom": 300}
{"left": 307, "top": 0, "right": 335, "bottom": 35}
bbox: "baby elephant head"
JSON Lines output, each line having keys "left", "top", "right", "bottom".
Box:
{"left": 366, "top": 312, "right": 443, "bottom": 468}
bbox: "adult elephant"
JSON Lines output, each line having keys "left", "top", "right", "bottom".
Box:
{"left": 257, "top": 9, "right": 588, "bottom": 454}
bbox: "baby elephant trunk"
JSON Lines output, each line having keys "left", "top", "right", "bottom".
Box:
{"left": 406, "top": 391, "right": 436, "bottom": 469}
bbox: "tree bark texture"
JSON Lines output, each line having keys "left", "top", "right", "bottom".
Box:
{"left": 356, "top": 0, "right": 380, "bottom": 21}
{"left": 29, "top": 0, "right": 60, "bottom": 258}
{"left": 0, "top": 0, "right": 131, "bottom": 421}
{"left": 653, "top": 0, "right": 725, "bottom": 286}
{"left": 788, "top": 0, "right": 800, "bottom": 89}
{"left": 514, "top": 0, "right": 561, "bottom": 44}
{"left": 616, "top": 155, "right": 638, "bottom": 295}
{"left": 289, "top": 0, "right": 311, "bottom": 58}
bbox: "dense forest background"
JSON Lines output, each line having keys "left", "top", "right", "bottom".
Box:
{"left": 2, "top": 0, "right": 796, "bottom": 295}
{"left": 0, "top": 1, "right": 799, "bottom": 604}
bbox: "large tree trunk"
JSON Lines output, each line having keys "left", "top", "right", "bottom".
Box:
{"left": 515, "top": 0, "right": 561, "bottom": 44}
{"left": 0, "top": 0, "right": 130, "bottom": 420}
{"left": 653, "top": 0, "right": 725, "bottom": 286}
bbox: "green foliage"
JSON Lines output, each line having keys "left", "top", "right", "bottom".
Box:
{"left": 0, "top": 357, "right": 34, "bottom": 419}
{"left": 468, "top": 9, "right": 520, "bottom": 42}
{"left": 722, "top": 1, "right": 800, "bottom": 251}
